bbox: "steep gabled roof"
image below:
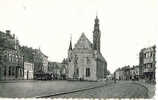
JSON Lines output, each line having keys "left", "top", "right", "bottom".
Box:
{"left": 74, "top": 33, "right": 92, "bottom": 50}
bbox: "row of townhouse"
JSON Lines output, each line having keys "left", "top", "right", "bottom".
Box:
{"left": 33, "top": 48, "right": 48, "bottom": 79}
{"left": 0, "top": 30, "right": 49, "bottom": 80}
{"left": 115, "top": 65, "right": 139, "bottom": 80}
{"left": 0, "top": 30, "right": 24, "bottom": 80}
{"left": 139, "top": 45, "right": 156, "bottom": 81}
{"left": 115, "top": 45, "right": 156, "bottom": 82}
{"left": 48, "top": 60, "right": 67, "bottom": 80}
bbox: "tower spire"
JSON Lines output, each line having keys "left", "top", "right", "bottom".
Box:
{"left": 69, "top": 34, "right": 72, "bottom": 50}
{"left": 93, "top": 15, "right": 101, "bottom": 52}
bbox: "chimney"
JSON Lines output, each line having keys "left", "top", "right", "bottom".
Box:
{"left": 13, "top": 34, "right": 15, "bottom": 39}
{"left": 6, "top": 30, "right": 11, "bottom": 34}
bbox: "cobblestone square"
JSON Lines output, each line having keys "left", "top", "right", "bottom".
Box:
{"left": 0, "top": 80, "right": 105, "bottom": 98}
{"left": 51, "top": 81, "right": 153, "bottom": 98}
{"left": 0, "top": 80, "right": 155, "bottom": 98}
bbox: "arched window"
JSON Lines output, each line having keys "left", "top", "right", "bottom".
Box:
{"left": 76, "top": 68, "right": 79, "bottom": 75}
{"left": 86, "top": 68, "right": 90, "bottom": 77}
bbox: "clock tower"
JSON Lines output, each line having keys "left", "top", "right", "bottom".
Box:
{"left": 93, "top": 16, "right": 101, "bottom": 52}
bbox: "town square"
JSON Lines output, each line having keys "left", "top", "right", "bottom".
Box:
{"left": 0, "top": 0, "right": 157, "bottom": 99}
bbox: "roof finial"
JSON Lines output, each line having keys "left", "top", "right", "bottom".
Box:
{"left": 96, "top": 11, "right": 98, "bottom": 17}
{"left": 95, "top": 11, "right": 99, "bottom": 22}
{"left": 70, "top": 33, "right": 72, "bottom": 41}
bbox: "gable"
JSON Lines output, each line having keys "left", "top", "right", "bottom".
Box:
{"left": 74, "top": 33, "right": 92, "bottom": 50}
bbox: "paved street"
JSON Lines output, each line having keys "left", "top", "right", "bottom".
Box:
{"left": 0, "top": 80, "right": 154, "bottom": 98}
{"left": 0, "top": 80, "right": 106, "bottom": 98}
{"left": 135, "top": 81, "right": 156, "bottom": 98}
{"left": 51, "top": 81, "right": 149, "bottom": 98}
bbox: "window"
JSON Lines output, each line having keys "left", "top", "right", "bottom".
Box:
{"left": 0, "top": 67, "right": 1, "bottom": 77}
{"left": 86, "top": 57, "right": 90, "bottom": 64}
{"left": 4, "top": 67, "right": 6, "bottom": 76}
{"left": 11, "top": 55, "right": 13, "bottom": 62}
{"left": 76, "top": 68, "right": 79, "bottom": 76}
{"left": 9, "top": 54, "right": 11, "bottom": 62}
{"left": 20, "top": 69, "right": 22, "bottom": 76}
{"left": 12, "top": 68, "right": 15, "bottom": 76}
{"left": 150, "top": 52, "right": 152, "bottom": 57}
{"left": 86, "top": 68, "right": 90, "bottom": 77}
{"left": 9, "top": 67, "right": 11, "bottom": 76}
{"left": 74, "top": 55, "right": 78, "bottom": 64}
{"left": 144, "top": 54, "right": 146, "bottom": 58}
{"left": 150, "top": 63, "right": 153, "bottom": 68}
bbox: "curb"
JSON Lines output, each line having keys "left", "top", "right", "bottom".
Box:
{"left": 0, "top": 80, "right": 40, "bottom": 83}
{"left": 35, "top": 82, "right": 112, "bottom": 98}
{"left": 0, "top": 81, "right": 17, "bottom": 83}
{"left": 131, "top": 82, "right": 149, "bottom": 98}
{"left": 133, "top": 81, "right": 156, "bottom": 98}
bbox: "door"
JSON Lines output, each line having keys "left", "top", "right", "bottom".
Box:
{"left": 27, "top": 71, "right": 29, "bottom": 80}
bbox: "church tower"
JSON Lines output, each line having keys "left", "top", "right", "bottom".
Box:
{"left": 93, "top": 16, "right": 101, "bottom": 52}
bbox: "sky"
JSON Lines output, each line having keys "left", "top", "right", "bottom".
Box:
{"left": 0, "top": 0, "right": 157, "bottom": 73}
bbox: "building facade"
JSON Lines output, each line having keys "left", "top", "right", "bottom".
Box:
{"left": 122, "top": 66, "right": 131, "bottom": 80}
{"left": 0, "top": 30, "right": 24, "bottom": 80}
{"left": 130, "top": 65, "right": 139, "bottom": 80}
{"left": 115, "top": 68, "right": 124, "bottom": 80}
{"left": 42, "top": 54, "right": 48, "bottom": 73}
{"left": 139, "top": 45, "right": 156, "bottom": 81}
{"left": 48, "top": 61, "right": 67, "bottom": 80}
{"left": 33, "top": 49, "right": 48, "bottom": 79}
{"left": 67, "top": 16, "right": 107, "bottom": 81}
{"left": 115, "top": 68, "right": 121, "bottom": 80}
{"left": 24, "top": 62, "right": 34, "bottom": 80}
{"left": 115, "top": 66, "right": 131, "bottom": 80}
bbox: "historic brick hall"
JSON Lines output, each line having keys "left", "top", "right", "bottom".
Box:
{"left": 67, "top": 16, "right": 107, "bottom": 81}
